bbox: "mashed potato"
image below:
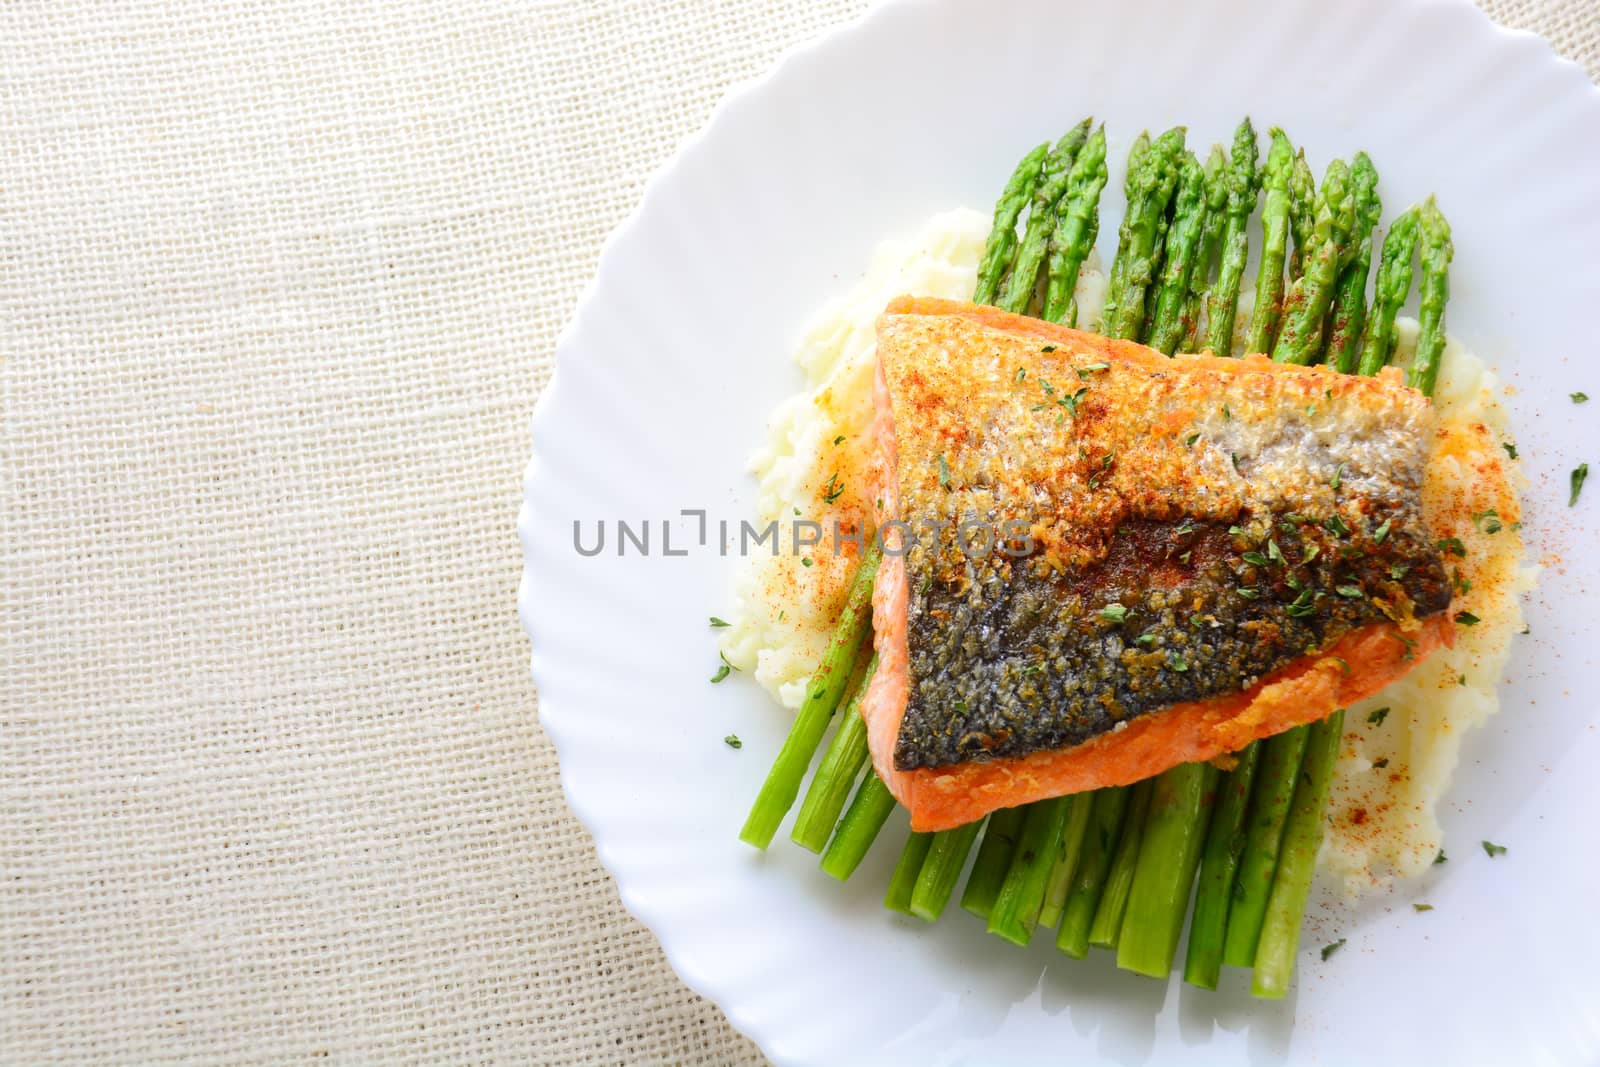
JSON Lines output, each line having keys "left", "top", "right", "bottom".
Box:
{"left": 724, "top": 212, "right": 1529, "bottom": 892}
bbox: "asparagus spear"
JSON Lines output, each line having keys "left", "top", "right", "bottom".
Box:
{"left": 1204, "top": 119, "right": 1262, "bottom": 356}
{"left": 1102, "top": 128, "right": 1186, "bottom": 341}
{"left": 1183, "top": 743, "right": 1262, "bottom": 989}
{"left": 1408, "top": 198, "right": 1454, "bottom": 396}
{"left": 960, "top": 806, "right": 1028, "bottom": 920}
{"left": 1088, "top": 779, "right": 1155, "bottom": 949}
{"left": 1180, "top": 145, "right": 1230, "bottom": 352}
{"left": 1220, "top": 724, "right": 1312, "bottom": 966}
{"left": 819, "top": 771, "right": 897, "bottom": 881}
{"left": 790, "top": 656, "right": 877, "bottom": 851}
{"left": 1037, "top": 793, "right": 1093, "bottom": 930}
{"left": 1146, "top": 151, "right": 1210, "bottom": 354}
{"left": 1043, "top": 126, "right": 1110, "bottom": 326}
{"left": 910, "top": 818, "right": 987, "bottom": 922}
{"left": 987, "top": 795, "right": 1074, "bottom": 945}
{"left": 1116, "top": 761, "right": 1220, "bottom": 977}
{"left": 974, "top": 142, "right": 1051, "bottom": 306}
{"left": 1243, "top": 130, "right": 1296, "bottom": 355}
{"left": 1272, "top": 158, "right": 1355, "bottom": 365}
{"left": 1098, "top": 132, "right": 1149, "bottom": 336}
{"left": 1056, "top": 786, "right": 1130, "bottom": 958}
{"left": 885, "top": 831, "right": 935, "bottom": 915}
{"left": 1327, "top": 154, "right": 1382, "bottom": 373}
{"left": 999, "top": 120, "right": 1093, "bottom": 315}
{"left": 1356, "top": 207, "right": 1420, "bottom": 376}
{"left": 1287, "top": 149, "right": 1316, "bottom": 280}
{"left": 740, "top": 546, "right": 882, "bottom": 849}
{"left": 1251, "top": 711, "right": 1345, "bottom": 998}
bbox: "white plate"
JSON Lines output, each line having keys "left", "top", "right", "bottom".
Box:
{"left": 519, "top": 0, "right": 1600, "bottom": 1062}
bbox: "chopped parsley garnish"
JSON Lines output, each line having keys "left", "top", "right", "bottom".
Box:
{"left": 1040, "top": 344, "right": 1057, "bottom": 353}
{"left": 1175, "top": 518, "right": 1196, "bottom": 537}
{"left": 1572, "top": 462, "right": 1590, "bottom": 506}
{"left": 1015, "top": 367, "right": 1027, "bottom": 382}
{"left": 1434, "top": 850, "right": 1447, "bottom": 865}
{"left": 1099, "top": 603, "right": 1128, "bottom": 624}
{"left": 1321, "top": 939, "right": 1347, "bottom": 961}
{"left": 1230, "top": 452, "right": 1241, "bottom": 471}
{"left": 1368, "top": 707, "right": 1390, "bottom": 726}
{"left": 1236, "top": 587, "right": 1261, "bottom": 599}
{"left": 1330, "top": 462, "right": 1345, "bottom": 490}
{"left": 1077, "top": 361, "right": 1110, "bottom": 378}
{"left": 1324, "top": 513, "right": 1351, "bottom": 537}
{"left": 1060, "top": 386, "right": 1089, "bottom": 416}
{"left": 1336, "top": 584, "right": 1365, "bottom": 599}
{"left": 1228, "top": 524, "right": 1246, "bottom": 536}
{"left": 1302, "top": 543, "right": 1321, "bottom": 564}
{"left": 937, "top": 453, "right": 951, "bottom": 488}
{"left": 1436, "top": 537, "right": 1466, "bottom": 557}
{"left": 1373, "top": 519, "right": 1392, "bottom": 545}
{"left": 1472, "top": 508, "right": 1502, "bottom": 534}
{"left": 1222, "top": 403, "right": 1232, "bottom": 422}
{"left": 1413, "top": 903, "right": 1433, "bottom": 912}
{"left": 823, "top": 472, "right": 845, "bottom": 504}
{"left": 1136, "top": 633, "right": 1157, "bottom": 647}
{"left": 711, "top": 652, "right": 737, "bottom": 683}
{"left": 1267, "top": 538, "right": 1284, "bottom": 565}
{"left": 1458, "top": 674, "right": 1468, "bottom": 686}
{"left": 1572, "top": 391, "right": 1590, "bottom": 403}
{"left": 1168, "top": 652, "right": 1190, "bottom": 672}
{"left": 1389, "top": 563, "right": 1410, "bottom": 580}
{"left": 1039, "top": 378, "right": 1056, "bottom": 396}
{"left": 801, "top": 557, "right": 813, "bottom": 567}
{"left": 1088, "top": 451, "right": 1116, "bottom": 490}
{"left": 1482, "top": 840, "right": 1508, "bottom": 858}
{"left": 1373, "top": 757, "right": 1389, "bottom": 769}
{"left": 1455, "top": 610, "right": 1480, "bottom": 627}
{"left": 833, "top": 434, "right": 845, "bottom": 446}
{"left": 1241, "top": 551, "right": 1269, "bottom": 567}
{"left": 709, "top": 616, "right": 730, "bottom": 628}
{"left": 1502, "top": 441, "right": 1517, "bottom": 460}
{"left": 723, "top": 734, "right": 742, "bottom": 749}
{"left": 1185, "top": 432, "right": 1200, "bottom": 449}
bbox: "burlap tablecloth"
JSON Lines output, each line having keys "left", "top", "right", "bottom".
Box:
{"left": 2, "top": 2, "right": 1593, "bottom": 1062}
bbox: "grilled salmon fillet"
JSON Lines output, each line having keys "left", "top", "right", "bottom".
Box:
{"left": 863, "top": 297, "right": 1455, "bottom": 832}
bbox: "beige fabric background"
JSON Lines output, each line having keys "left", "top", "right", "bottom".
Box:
{"left": 1, "top": 2, "right": 1593, "bottom": 1063}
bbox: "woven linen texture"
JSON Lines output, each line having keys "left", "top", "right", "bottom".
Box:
{"left": 1, "top": 1, "right": 1593, "bottom": 1062}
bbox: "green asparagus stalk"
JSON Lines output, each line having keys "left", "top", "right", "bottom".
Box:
{"left": 1408, "top": 198, "right": 1454, "bottom": 396}
{"left": 1088, "top": 779, "right": 1155, "bottom": 949}
{"left": 1183, "top": 743, "right": 1262, "bottom": 989}
{"left": 1327, "top": 153, "right": 1382, "bottom": 373}
{"left": 998, "top": 119, "right": 1093, "bottom": 315}
{"left": 1102, "top": 128, "right": 1186, "bottom": 341}
{"left": 1056, "top": 786, "right": 1130, "bottom": 958}
{"left": 1243, "top": 130, "right": 1296, "bottom": 355}
{"left": 1356, "top": 207, "right": 1420, "bottom": 376}
{"left": 1116, "top": 762, "right": 1221, "bottom": 978}
{"left": 987, "top": 795, "right": 1073, "bottom": 945}
{"left": 1287, "top": 149, "right": 1316, "bottom": 280}
{"left": 960, "top": 806, "right": 1028, "bottom": 920}
{"left": 790, "top": 656, "right": 878, "bottom": 851}
{"left": 1204, "top": 119, "right": 1262, "bottom": 356}
{"left": 1251, "top": 710, "right": 1345, "bottom": 998}
{"left": 1146, "top": 151, "right": 1210, "bottom": 354}
{"left": 1180, "top": 145, "right": 1230, "bottom": 352}
{"left": 740, "top": 546, "right": 882, "bottom": 849}
{"left": 1220, "top": 724, "right": 1312, "bottom": 966}
{"left": 910, "top": 818, "right": 987, "bottom": 922}
{"left": 1038, "top": 792, "right": 1093, "bottom": 930}
{"left": 1097, "top": 132, "right": 1148, "bottom": 336}
{"left": 1043, "top": 126, "right": 1110, "bottom": 326}
{"left": 885, "top": 831, "right": 935, "bottom": 915}
{"left": 974, "top": 142, "right": 1051, "bottom": 306}
{"left": 1272, "top": 158, "right": 1355, "bottom": 365}
{"left": 820, "top": 771, "right": 897, "bottom": 881}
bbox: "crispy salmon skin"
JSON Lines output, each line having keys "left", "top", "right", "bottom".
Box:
{"left": 862, "top": 297, "right": 1454, "bottom": 831}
